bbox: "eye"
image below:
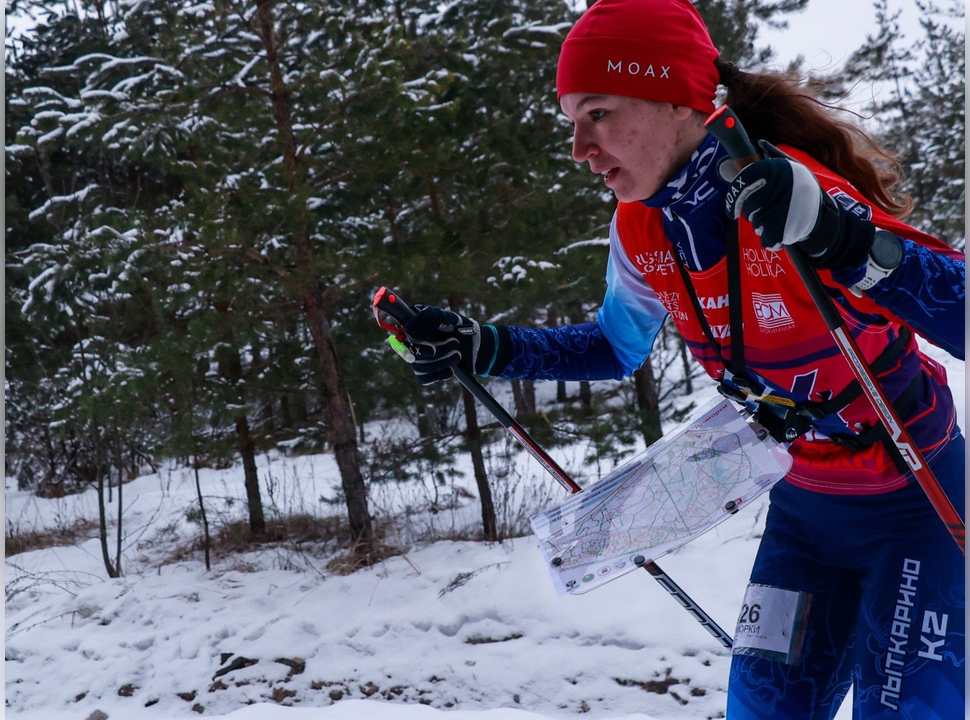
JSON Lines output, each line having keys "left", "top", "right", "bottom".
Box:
{"left": 589, "top": 109, "right": 607, "bottom": 122}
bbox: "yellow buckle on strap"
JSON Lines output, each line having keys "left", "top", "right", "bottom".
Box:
{"left": 739, "top": 386, "right": 796, "bottom": 408}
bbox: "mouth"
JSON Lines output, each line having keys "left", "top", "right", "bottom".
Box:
{"left": 599, "top": 167, "right": 618, "bottom": 184}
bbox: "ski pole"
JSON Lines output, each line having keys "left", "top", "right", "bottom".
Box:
{"left": 373, "top": 286, "right": 735, "bottom": 649}
{"left": 705, "top": 105, "right": 965, "bottom": 555}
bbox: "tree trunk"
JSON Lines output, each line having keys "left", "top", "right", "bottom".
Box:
{"left": 256, "top": 1, "right": 373, "bottom": 556}
{"left": 235, "top": 415, "right": 266, "bottom": 536}
{"left": 280, "top": 393, "right": 292, "bottom": 428}
{"left": 633, "top": 361, "right": 663, "bottom": 446}
{"left": 295, "top": 392, "right": 308, "bottom": 424}
{"left": 191, "top": 373, "right": 212, "bottom": 571}
{"left": 447, "top": 294, "right": 496, "bottom": 540}
{"left": 97, "top": 474, "right": 119, "bottom": 578}
{"left": 416, "top": 403, "right": 433, "bottom": 439}
{"left": 678, "top": 332, "right": 694, "bottom": 396}
{"left": 461, "top": 387, "right": 497, "bottom": 541}
{"left": 216, "top": 326, "right": 266, "bottom": 538}
{"left": 511, "top": 378, "right": 536, "bottom": 420}
{"left": 579, "top": 381, "right": 592, "bottom": 409}
{"left": 301, "top": 287, "right": 373, "bottom": 552}
{"left": 114, "top": 433, "right": 124, "bottom": 577}
{"left": 193, "top": 452, "right": 212, "bottom": 572}
{"left": 95, "top": 437, "right": 119, "bottom": 578}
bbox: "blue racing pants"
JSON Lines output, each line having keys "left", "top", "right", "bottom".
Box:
{"left": 727, "top": 434, "right": 965, "bottom": 719}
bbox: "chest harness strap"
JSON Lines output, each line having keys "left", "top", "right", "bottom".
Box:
{"left": 671, "top": 221, "right": 919, "bottom": 449}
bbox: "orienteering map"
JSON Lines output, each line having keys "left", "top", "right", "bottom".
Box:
{"left": 530, "top": 398, "right": 792, "bottom": 595}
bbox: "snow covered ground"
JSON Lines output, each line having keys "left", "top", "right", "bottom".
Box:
{"left": 5, "top": 343, "right": 964, "bottom": 720}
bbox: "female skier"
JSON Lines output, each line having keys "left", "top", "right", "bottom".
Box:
{"left": 401, "top": 0, "right": 965, "bottom": 717}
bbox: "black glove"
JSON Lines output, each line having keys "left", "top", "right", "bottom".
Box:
{"left": 403, "top": 305, "right": 509, "bottom": 386}
{"left": 726, "top": 156, "right": 875, "bottom": 271}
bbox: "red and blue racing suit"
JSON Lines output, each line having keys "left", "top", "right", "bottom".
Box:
{"left": 494, "top": 135, "right": 965, "bottom": 718}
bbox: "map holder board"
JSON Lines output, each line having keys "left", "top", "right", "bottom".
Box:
{"left": 530, "top": 397, "right": 793, "bottom": 596}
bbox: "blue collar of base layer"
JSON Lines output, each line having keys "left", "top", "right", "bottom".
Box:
{"left": 640, "top": 133, "right": 728, "bottom": 212}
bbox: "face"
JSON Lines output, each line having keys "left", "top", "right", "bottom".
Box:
{"left": 561, "top": 93, "right": 702, "bottom": 203}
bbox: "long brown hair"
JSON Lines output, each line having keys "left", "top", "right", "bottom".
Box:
{"left": 715, "top": 58, "right": 912, "bottom": 219}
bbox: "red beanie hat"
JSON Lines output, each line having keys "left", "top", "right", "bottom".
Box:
{"left": 556, "top": 0, "right": 720, "bottom": 115}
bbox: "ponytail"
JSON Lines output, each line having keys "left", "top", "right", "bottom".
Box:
{"left": 715, "top": 57, "right": 912, "bottom": 219}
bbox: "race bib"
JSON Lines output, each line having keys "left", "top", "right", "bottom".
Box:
{"left": 733, "top": 584, "right": 812, "bottom": 664}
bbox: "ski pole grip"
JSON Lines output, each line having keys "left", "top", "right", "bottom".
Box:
{"left": 373, "top": 286, "right": 416, "bottom": 325}
{"left": 705, "top": 105, "right": 760, "bottom": 168}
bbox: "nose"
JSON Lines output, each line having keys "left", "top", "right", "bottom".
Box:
{"left": 571, "top": 126, "right": 596, "bottom": 164}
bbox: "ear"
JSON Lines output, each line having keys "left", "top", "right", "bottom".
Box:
{"left": 671, "top": 104, "right": 693, "bottom": 120}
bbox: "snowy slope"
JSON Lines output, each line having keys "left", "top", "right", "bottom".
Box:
{"left": 5, "top": 343, "right": 963, "bottom": 720}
